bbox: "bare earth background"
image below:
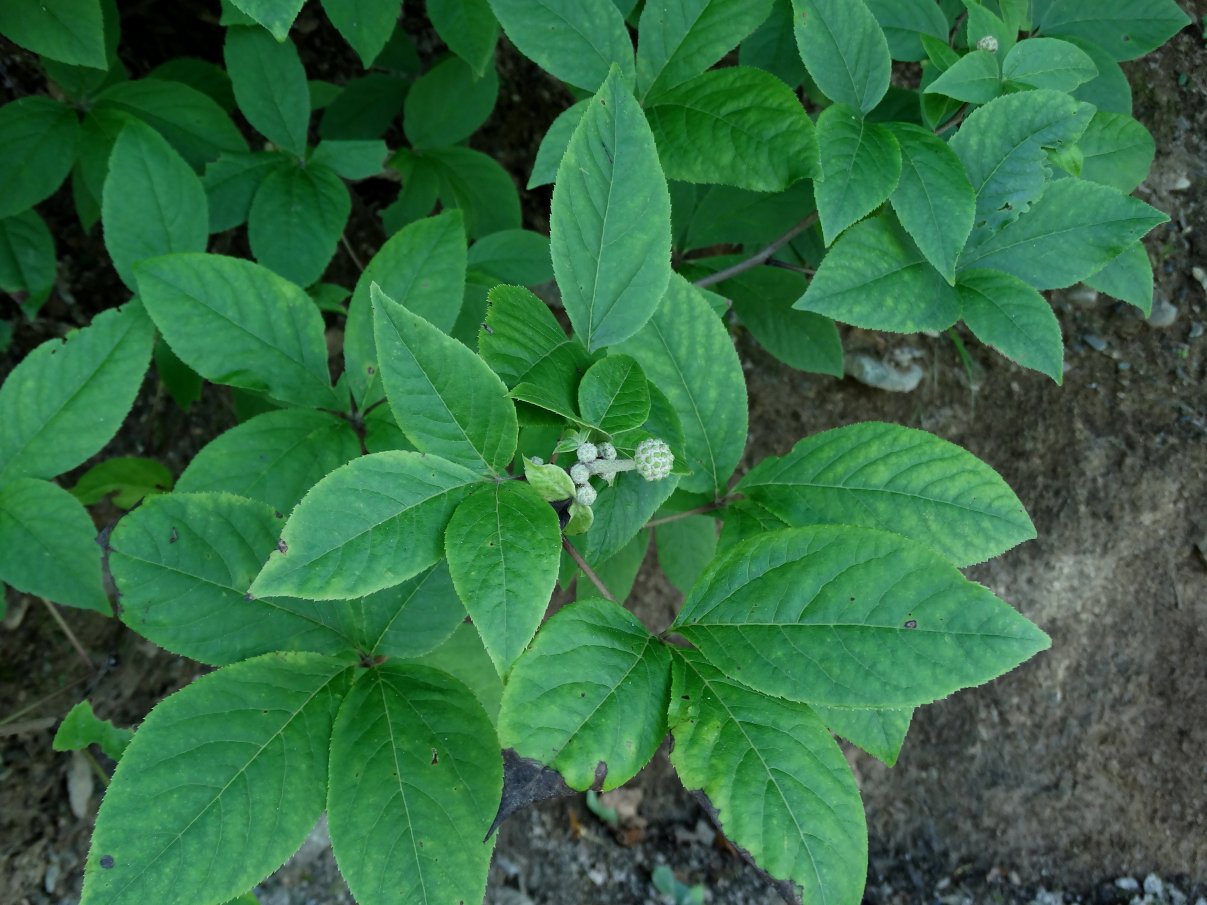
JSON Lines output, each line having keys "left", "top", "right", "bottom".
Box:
{"left": 2, "top": 2, "right": 1205, "bottom": 903}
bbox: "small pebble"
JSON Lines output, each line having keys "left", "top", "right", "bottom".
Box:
{"left": 1170, "top": 175, "right": 1192, "bottom": 191}
{"left": 1116, "top": 877, "right": 1140, "bottom": 892}
{"left": 1148, "top": 293, "right": 1179, "bottom": 328}
{"left": 1189, "top": 322, "right": 1204, "bottom": 340}
{"left": 1117, "top": 361, "right": 1131, "bottom": 370}
{"left": 1191, "top": 265, "right": 1207, "bottom": 294}
{"left": 1083, "top": 333, "right": 1108, "bottom": 352}
{"left": 845, "top": 353, "right": 924, "bottom": 393}
{"left": 1067, "top": 285, "right": 1099, "bottom": 306}
{"left": 1144, "top": 874, "right": 1164, "bottom": 897}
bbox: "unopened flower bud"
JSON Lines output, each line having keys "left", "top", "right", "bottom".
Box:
{"left": 598, "top": 442, "right": 617, "bottom": 460}
{"left": 634, "top": 438, "right": 674, "bottom": 481}
{"left": 577, "top": 441, "right": 599, "bottom": 463}
{"left": 570, "top": 463, "right": 591, "bottom": 485}
{"left": 575, "top": 484, "right": 597, "bottom": 506}
{"left": 976, "top": 34, "right": 998, "bottom": 53}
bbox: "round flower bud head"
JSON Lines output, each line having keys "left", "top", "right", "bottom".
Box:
{"left": 576, "top": 441, "right": 599, "bottom": 463}
{"left": 976, "top": 34, "right": 998, "bottom": 53}
{"left": 634, "top": 438, "right": 674, "bottom": 481}
{"left": 569, "top": 463, "right": 591, "bottom": 485}
{"left": 598, "top": 442, "right": 617, "bottom": 461}
{"left": 575, "top": 484, "right": 597, "bottom": 507}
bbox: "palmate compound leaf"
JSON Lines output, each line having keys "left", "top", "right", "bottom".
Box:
{"left": 80, "top": 652, "right": 353, "bottom": 905}
{"left": 635, "top": 0, "right": 774, "bottom": 103}
{"left": 550, "top": 65, "right": 672, "bottom": 352}
{"left": 737, "top": 421, "right": 1035, "bottom": 566}
{"left": 102, "top": 118, "right": 209, "bottom": 291}
{"left": 327, "top": 664, "right": 502, "bottom": 905}
{"left": 372, "top": 282, "right": 517, "bottom": 475}
{"left": 957, "top": 178, "right": 1168, "bottom": 290}
{"left": 814, "top": 103, "right": 900, "bottom": 246}
{"left": 109, "top": 491, "right": 361, "bottom": 665}
{"left": 250, "top": 451, "right": 484, "bottom": 600}
{"left": 135, "top": 253, "right": 339, "bottom": 410}
{"left": 671, "top": 525, "right": 1051, "bottom": 708}
{"left": 175, "top": 409, "right": 361, "bottom": 515}
{"left": 0, "top": 477, "right": 108, "bottom": 613}
{"left": 791, "top": 0, "right": 890, "bottom": 114}
{"left": 614, "top": 274, "right": 747, "bottom": 499}
{"left": 487, "top": 0, "right": 634, "bottom": 93}
{"left": 794, "top": 214, "right": 960, "bottom": 333}
{"left": 444, "top": 481, "right": 562, "bottom": 674}
{"left": 645, "top": 66, "right": 820, "bottom": 193}
{"left": 957, "top": 268, "right": 1064, "bottom": 382}
{"left": 0, "top": 300, "right": 154, "bottom": 482}
{"left": 498, "top": 598, "right": 671, "bottom": 791}
{"left": 667, "top": 647, "right": 867, "bottom": 905}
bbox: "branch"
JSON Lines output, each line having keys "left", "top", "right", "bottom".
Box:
{"left": 562, "top": 537, "right": 616, "bottom": 603}
{"left": 934, "top": 103, "right": 971, "bottom": 136}
{"left": 692, "top": 212, "right": 819, "bottom": 288}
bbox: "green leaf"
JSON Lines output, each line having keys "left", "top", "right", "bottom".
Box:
{"left": 0, "top": 302, "right": 154, "bottom": 482}
{"left": 488, "top": 0, "right": 635, "bottom": 92}
{"left": 410, "top": 621, "right": 503, "bottom": 723}
{"left": 957, "top": 268, "right": 1063, "bottom": 382}
{"left": 226, "top": 0, "right": 304, "bottom": 40}
{"left": 1034, "top": 0, "right": 1190, "bottom": 61}
{"left": 958, "top": 178, "right": 1168, "bottom": 289}
{"left": 202, "top": 151, "right": 281, "bottom": 232}
{"left": 1066, "top": 36, "right": 1131, "bottom": 115}
{"left": 499, "top": 598, "right": 671, "bottom": 790}
{"left": 1002, "top": 37, "right": 1097, "bottom": 91}
{"left": 582, "top": 528, "right": 648, "bottom": 603}
{"left": 888, "top": 123, "right": 975, "bottom": 282}
{"left": 667, "top": 648, "right": 867, "bottom": 905}
{"left": 250, "top": 451, "right": 481, "bottom": 600}
{"left": 672, "top": 526, "right": 1051, "bottom": 707}
{"left": 373, "top": 283, "right": 517, "bottom": 474}
{"left": 796, "top": 215, "right": 960, "bottom": 333}
{"left": 467, "top": 230, "right": 552, "bottom": 285}
{"left": 445, "top": 481, "right": 560, "bottom": 673}
{"left": 923, "top": 49, "right": 1001, "bottom": 103}
{"left": 401, "top": 146, "right": 522, "bottom": 239}
{"left": 615, "top": 275, "right": 746, "bottom": 498}
{"left": 635, "top": 0, "right": 773, "bottom": 102}
{"left": 0, "top": 477, "right": 108, "bottom": 612}
{"left": 336, "top": 561, "right": 465, "bottom": 659}
{"left": 0, "top": 97, "right": 79, "bottom": 219}
{"left": 429, "top": 0, "right": 499, "bottom": 77}
{"left": 656, "top": 515, "right": 717, "bottom": 594}
{"left": 814, "top": 104, "right": 901, "bottom": 245}
{"left": 963, "top": 2, "right": 1015, "bottom": 57}
{"left": 864, "top": 0, "right": 949, "bottom": 62}
{"left": 318, "top": 73, "right": 407, "bottom": 140}
{"left": 345, "top": 211, "right": 467, "bottom": 406}
{"left": 53, "top": 700, "right": 133, "bottom": 762}
{"left": 102, "top": 120, "right": 209, "bottom": 291}
{"left": 308, "top": 138, "right": 388, "bottom": 180}
{"left": 712, "top": 264, "right": 843, "bottom": 377}
{"left": 176, "top": 409, "right": 360, "bottom": 514}
{"left": 0, "top": 209, "right": 56, "bottom": 314}
{"left": 1074, "top": 111, "right": 1155, "bottom": 193}
{"left": 328, "top": 664, "right": 501, "bottom": 905}
{"left": 0, "top": 0, "right": 106, "bottom": 68}
{"left": 528, "top": 100, "right": 588, "bottom": 189}
{"left": 739, "top": 0, "right": 808, "bottom": 87}
{"left": 148, "top": 58, "right": 237, "bottom": 112}
{"left": 577, "top": 355, "right": 650, "bottom": 435}
{"left": 791, "top": 0, "right": 891, "bottom": 113}
{"left": 404, "top": 55, "right": 498, "bottom": 148}
{"left": 583, "top": 470, "right": 681, "bottom": 565}
{"left": 110, "top": 492, "right": 359, "bottom": 664}
{"left": 96, "top": 78, "right": 249, "bottom": 168}
{"left": 948, "top": 89, "right": 1093, "bottom": 240}
{"left": 479, "top": 284, "right": 587, "bottom": 387}
{"left": 135, "top": 253, "right": 338, "bottom": 409}
{"left": 1084, "top": 241, "right": 1153, "bottom": 315}
{"left": 248, "top": 160, "right": 350, "bottom": 287}
{"left": 646, "top": 67, "right": 819, "bottom": 192}
{"left": 319, "top": 0, "right": 400, "bottom": 66}
{"left": 70, "top": 456, "right": 173, "bottom": 509}
{"left": 680, "top": 181, "right": 814, "bottom": 251}
{"left": 551, "top": 66, "right": 672, "bottom": 351}
{"left": 224, "top": 27, "right": 310, "bottom": 157}
{"left": 524, "top": 457, "right": 576, "bottom": 502}
{"left": 809, "top": 704, "right": 912, "bottom": 766}
{"left": 736, "top": 421, "right": 1035, "bottom": 565}
{"left": 80, "top": 653, "right": 351, "bottom": 905}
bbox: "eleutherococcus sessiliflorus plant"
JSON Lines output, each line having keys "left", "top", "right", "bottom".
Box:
{"left": 0, "top": 0, "right": 1188, "bottom": 902}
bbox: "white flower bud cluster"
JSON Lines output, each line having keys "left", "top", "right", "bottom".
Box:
{"left": 633, "top": 438, "right": 674, "bottom": 481}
